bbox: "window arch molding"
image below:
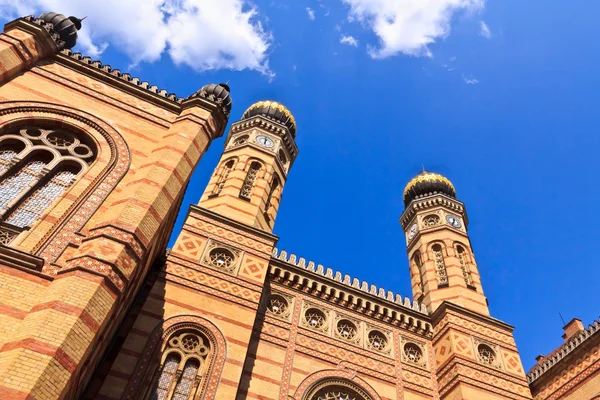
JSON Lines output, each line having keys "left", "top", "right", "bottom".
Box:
{"left": 0, "top": 101, "right": 130, "bottom": 265}
{"left": 292, "top": 369, "right": 382, "bottom": 400}
{"left": 122, "top": 315, "right": 227, "bottom": 400}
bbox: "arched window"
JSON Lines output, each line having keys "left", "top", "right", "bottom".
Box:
{"left": 0, "top": 127, "right": 95, "bottom": 239}
{"left": 146, "top": 330, "right": 211, "bottom": 400}
{"left": 212, "top": 159, "right": 235, "bottom": 196}
{"left": 413, "top": 251, "right": 425, "bottom": 293}
{"left": 264, "top": 175, "right": 280, "bottom": 213}
{"left": 432, "top": 244, "right": 448, "bottom": 285}
{"left": 456, "top": 245, "right": 474, "bottom": 286}
{"left": 239, "top": 161, "right": 261, "bottom": 200}
{"left": 304, "top": 381, "right": 373, "bottom": 400}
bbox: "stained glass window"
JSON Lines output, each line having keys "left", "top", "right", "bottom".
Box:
{"left": 153, "top": 354, "right": 180, "bottom": 400}
{"left": 0, "top": 127, "right": 96, "bottom": 230}
{"left": 171, "top": 359, "right": 199, "bottom": 400}
{"left": 0, "top": 149, "right": 17, "bottom": 175}
{"left": 6, "top": 170, "right": 77, "bottom": 228}
{"left": 0, "top": 159, "right": 47, "bottom": 212}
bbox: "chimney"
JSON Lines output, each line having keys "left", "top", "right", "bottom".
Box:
{"left": 562, "top": 318, "right": 585, "bottom": 342}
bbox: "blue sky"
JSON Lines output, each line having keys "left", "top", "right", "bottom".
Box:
{"left": 3, "top": 0, "right": 600, "bottom": 371}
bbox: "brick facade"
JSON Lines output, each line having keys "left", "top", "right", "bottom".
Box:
{"left": 0, "top": 13, "right": 596, "bottom": 400}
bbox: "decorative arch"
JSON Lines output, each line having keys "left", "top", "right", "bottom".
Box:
{"left": 453, "top": 242, "right": 474, "bottom": 286}
{"left": 292, "top": 369, "right": 382, "bottom": 400}
{"left": 122, "top": 315, "right": 227, "bottom": 400}
{"left": 239, "top": 160, "right": 262, "bottom": 200}
{"left": 0, "top": 101, "right": 130, "bottom": 271}
{"left": 211, "top": 156, "right": 237, "bottom": 196}
{"left": 430, "top": 242, "right": 448, "bottom": 285}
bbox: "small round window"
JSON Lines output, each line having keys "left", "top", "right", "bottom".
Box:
{"left": 336, "top": 319, "right": 358, "bottom": 341}
{"left": 208, "top": 248, "right": 235, "bottom": 271}
{"left": 304, "top": 308, "right": 327, "bottom": 330}
{"left": 403, "top": 343, "right": 423, "bottom": 364}
{"left": 267, "top": 294, "right": 289, "bottom": 316}
{"left": 367, "top": 330, "right": 388, "bottom": 351}
{"left": 477, "top": 343, "right": 497, "bottom": 365}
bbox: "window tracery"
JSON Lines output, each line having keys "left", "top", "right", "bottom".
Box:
{"left": 304, "top": 380, "right": 373, "bottom": 400}
{"left": 239, "top": 161, "right": 261, "bottom": 199}
{"left": 456, "top": 245, "right": 474, "bottom": 286}
{"left": 413, "top": 251, "right": 424, "bottom": 293}
{"left": 264, "top": 175, "right": 280, "bottom": 214}
{"left": 477, "top": 344, "right": 497, "bottom": 366}
{"left": 0, "top": 127, "right": 96, "bottom": 242}
{"left": 148, "top": 330, "right": 211, "bottom": 400}
{"left": 366, "top": 330, "right": 388, "bottom": 352}
{"left": 432, "top": 244, "right": 448, "bottom": 285}
{"left": 423, "top": 214, "right": 440, "bottom": 227}
{"left": 213, "top": 159, "right": 234, "bottom": 196}
{"left": 266, "top": 293, "right": 292, "bottom": 320}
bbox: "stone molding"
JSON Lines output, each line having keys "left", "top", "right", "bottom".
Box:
{"left": 0, "top": 243, "right": 45, "bottom": 273}
{"left": 228, "top": 115, "right": 299, "bottom": 161}
{"left": 400, "top": 193, "right": 468, "bottom": 230}
{"left": 5, "top": 16, "right": 61, "bottom": 51}
{"left": 270, "top": 249, "right": 432, "bottom": 337}
{"left": 527, "top": 316, "right": 600, "bottom": 384}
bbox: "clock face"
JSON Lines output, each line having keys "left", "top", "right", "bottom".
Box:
{"left": 408, "top": 223, "right": 418, "bottom": 240}
{"left": 255, "top": 135, "right": 274, "bottom": 148}
{"left": 446, "top": 214, "right": 462, "bottom": 228}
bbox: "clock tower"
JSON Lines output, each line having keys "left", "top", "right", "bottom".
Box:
{"left": 399, "top": 171, "right": 489, "bottom": 316}
{"left": 198, "top": 100, "right": 298, "bottom": 232}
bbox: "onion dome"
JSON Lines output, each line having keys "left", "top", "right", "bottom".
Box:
{"left": 190, "top": 83, "right": 232, "bottom": 116}
{"left": 241, "top": 101, "right": 296, "bottom": 137}
{"left": 403, "top": 171, "right": 456, "bottom": 207}
{"left": 39, "top": 13, "right": 83, "bottom": 49}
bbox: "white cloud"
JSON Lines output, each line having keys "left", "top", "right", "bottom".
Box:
{"left": 340, "top": 35, "right": 359, "bottom": 47}
{"left": 0, "top": 0, "right": 273, "bottom": 75}
{"left": 341, "top": 0, "right": 484, "bottom": 58}
{"left": 480, "top": 20, "right": 491, "bottom": 38}
{"left": 462, "top": 74, "right": 479, "bottom": 84}
{"left": 306, "top": 7, "right": 316, "bottom": 20}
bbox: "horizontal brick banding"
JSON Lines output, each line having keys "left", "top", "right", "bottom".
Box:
{"left": 0, "top": 304, "right": 27, "bottom": 320}
{"left": 0, "top": 264, "right": 52, "bottom": 286}
{"left": 0, "top": 338, "right": 77, "bottom": 373}
{"left": 54, "top": 269, "right": 119, "bottom": 300}
{"left": 30, "top": 301, "right": 100, "bottom": 333}
{"left": 0, "top": 385, "right": 32, "bottom": 400}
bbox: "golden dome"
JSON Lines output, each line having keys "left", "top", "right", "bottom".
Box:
{"left": 403, "top": 171, "right": 456, "bottom": 206}
{"left": 241, "top": 100, "right": 296, "bottom": 137}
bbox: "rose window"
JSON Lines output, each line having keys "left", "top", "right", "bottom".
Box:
{"left": 336, "top": 319, "right": 358, "bottom": 340}
{"left": 477, "top": 344, "right": 497, "bottom": 365}
{"left": 367, "top": 330, "right": 387, "bottom": 351}
{"left": 267, "top": 294, "right": 289, "bottom": 316}
{"left": 305, "top": 308, "right": 326, "bottom": 329}
{"left": 208, "top": 248, "right": 235, "bottom": 271}
{"left": 403, "top": 343, "right": 423, "bottom": 364}
{"left": 423, "top": 214, "right": 440, "bottom": 226}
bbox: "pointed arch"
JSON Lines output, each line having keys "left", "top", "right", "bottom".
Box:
{"left": 122, "top": 315, "right": 227, "bottom": 400}
{"left": 454, "top": 243, "right": 474, "bottom": 286}
{"left": 211, "top": 157, "right": 237, "bottom": 196}
{"left": 239, "top": 161, "right": 262, "bottom": 200}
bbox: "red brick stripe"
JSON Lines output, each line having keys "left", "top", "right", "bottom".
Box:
{"left": 30, "top": 301, "right": 100, "bottom": 333}
{"left": 0, "top": 304, "right": 27, "bottom": 320}
{"left": 0, "top": 385, "right": 32, "bottom": 400}
{"left": 0, "top": 265, "right": 52, "bottom": 286}
{"left": 0, "top": 338, "right": 77, "bottom": 373}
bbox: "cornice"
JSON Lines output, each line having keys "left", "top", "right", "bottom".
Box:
{"left": 431, "top": 301, "right": 515, "bottom": 333}
{"left": 6, "top": 16, "right": 62, "bottom": 50}
{"left": 527, "top": 316, "right": 600, "bottom": 385}
{"left": 227, "top": 116, "right": 298, "bottom": 161}
{"left": 400, "top": 194, "right": 469, "bottom": 230}
{"left": 187, "top": 205, "right": 279, "bottom": 244}
{"left": 269, "top": 248, "right": 432, "bottom": 337}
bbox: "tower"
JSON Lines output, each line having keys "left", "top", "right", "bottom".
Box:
{"left": 0, "top": 12, "right": 230, "bottom": 399}
{"left": 400, "top": 171, "right": 532, "bottom": 400}
{"left": 400, "top": 171, "right": 488, "bottom": 315}
{"left": 84, "top": 100, "right": 299, "bottom": 399}
{"left": 199, "top": 100, "right": 298, "bottom": 231}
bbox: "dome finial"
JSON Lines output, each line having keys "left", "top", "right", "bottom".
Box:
{"left": 403, "top": 170, "right": 456, "bottom": 207}
{"left": 241, "top": 100, "right": 296, "bottom": 138}
{"left": 39, "top": 12, "right": 84, "bottom": 49}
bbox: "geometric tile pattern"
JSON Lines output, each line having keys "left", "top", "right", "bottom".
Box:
{"left": 238, "top": 254, "right": 268, "bottom": 284}
{"left": 172, "top": 233, "right": 206, "bottom": 262}
{"left": 165, "top": 262, "right": 261, "bottom": 304}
